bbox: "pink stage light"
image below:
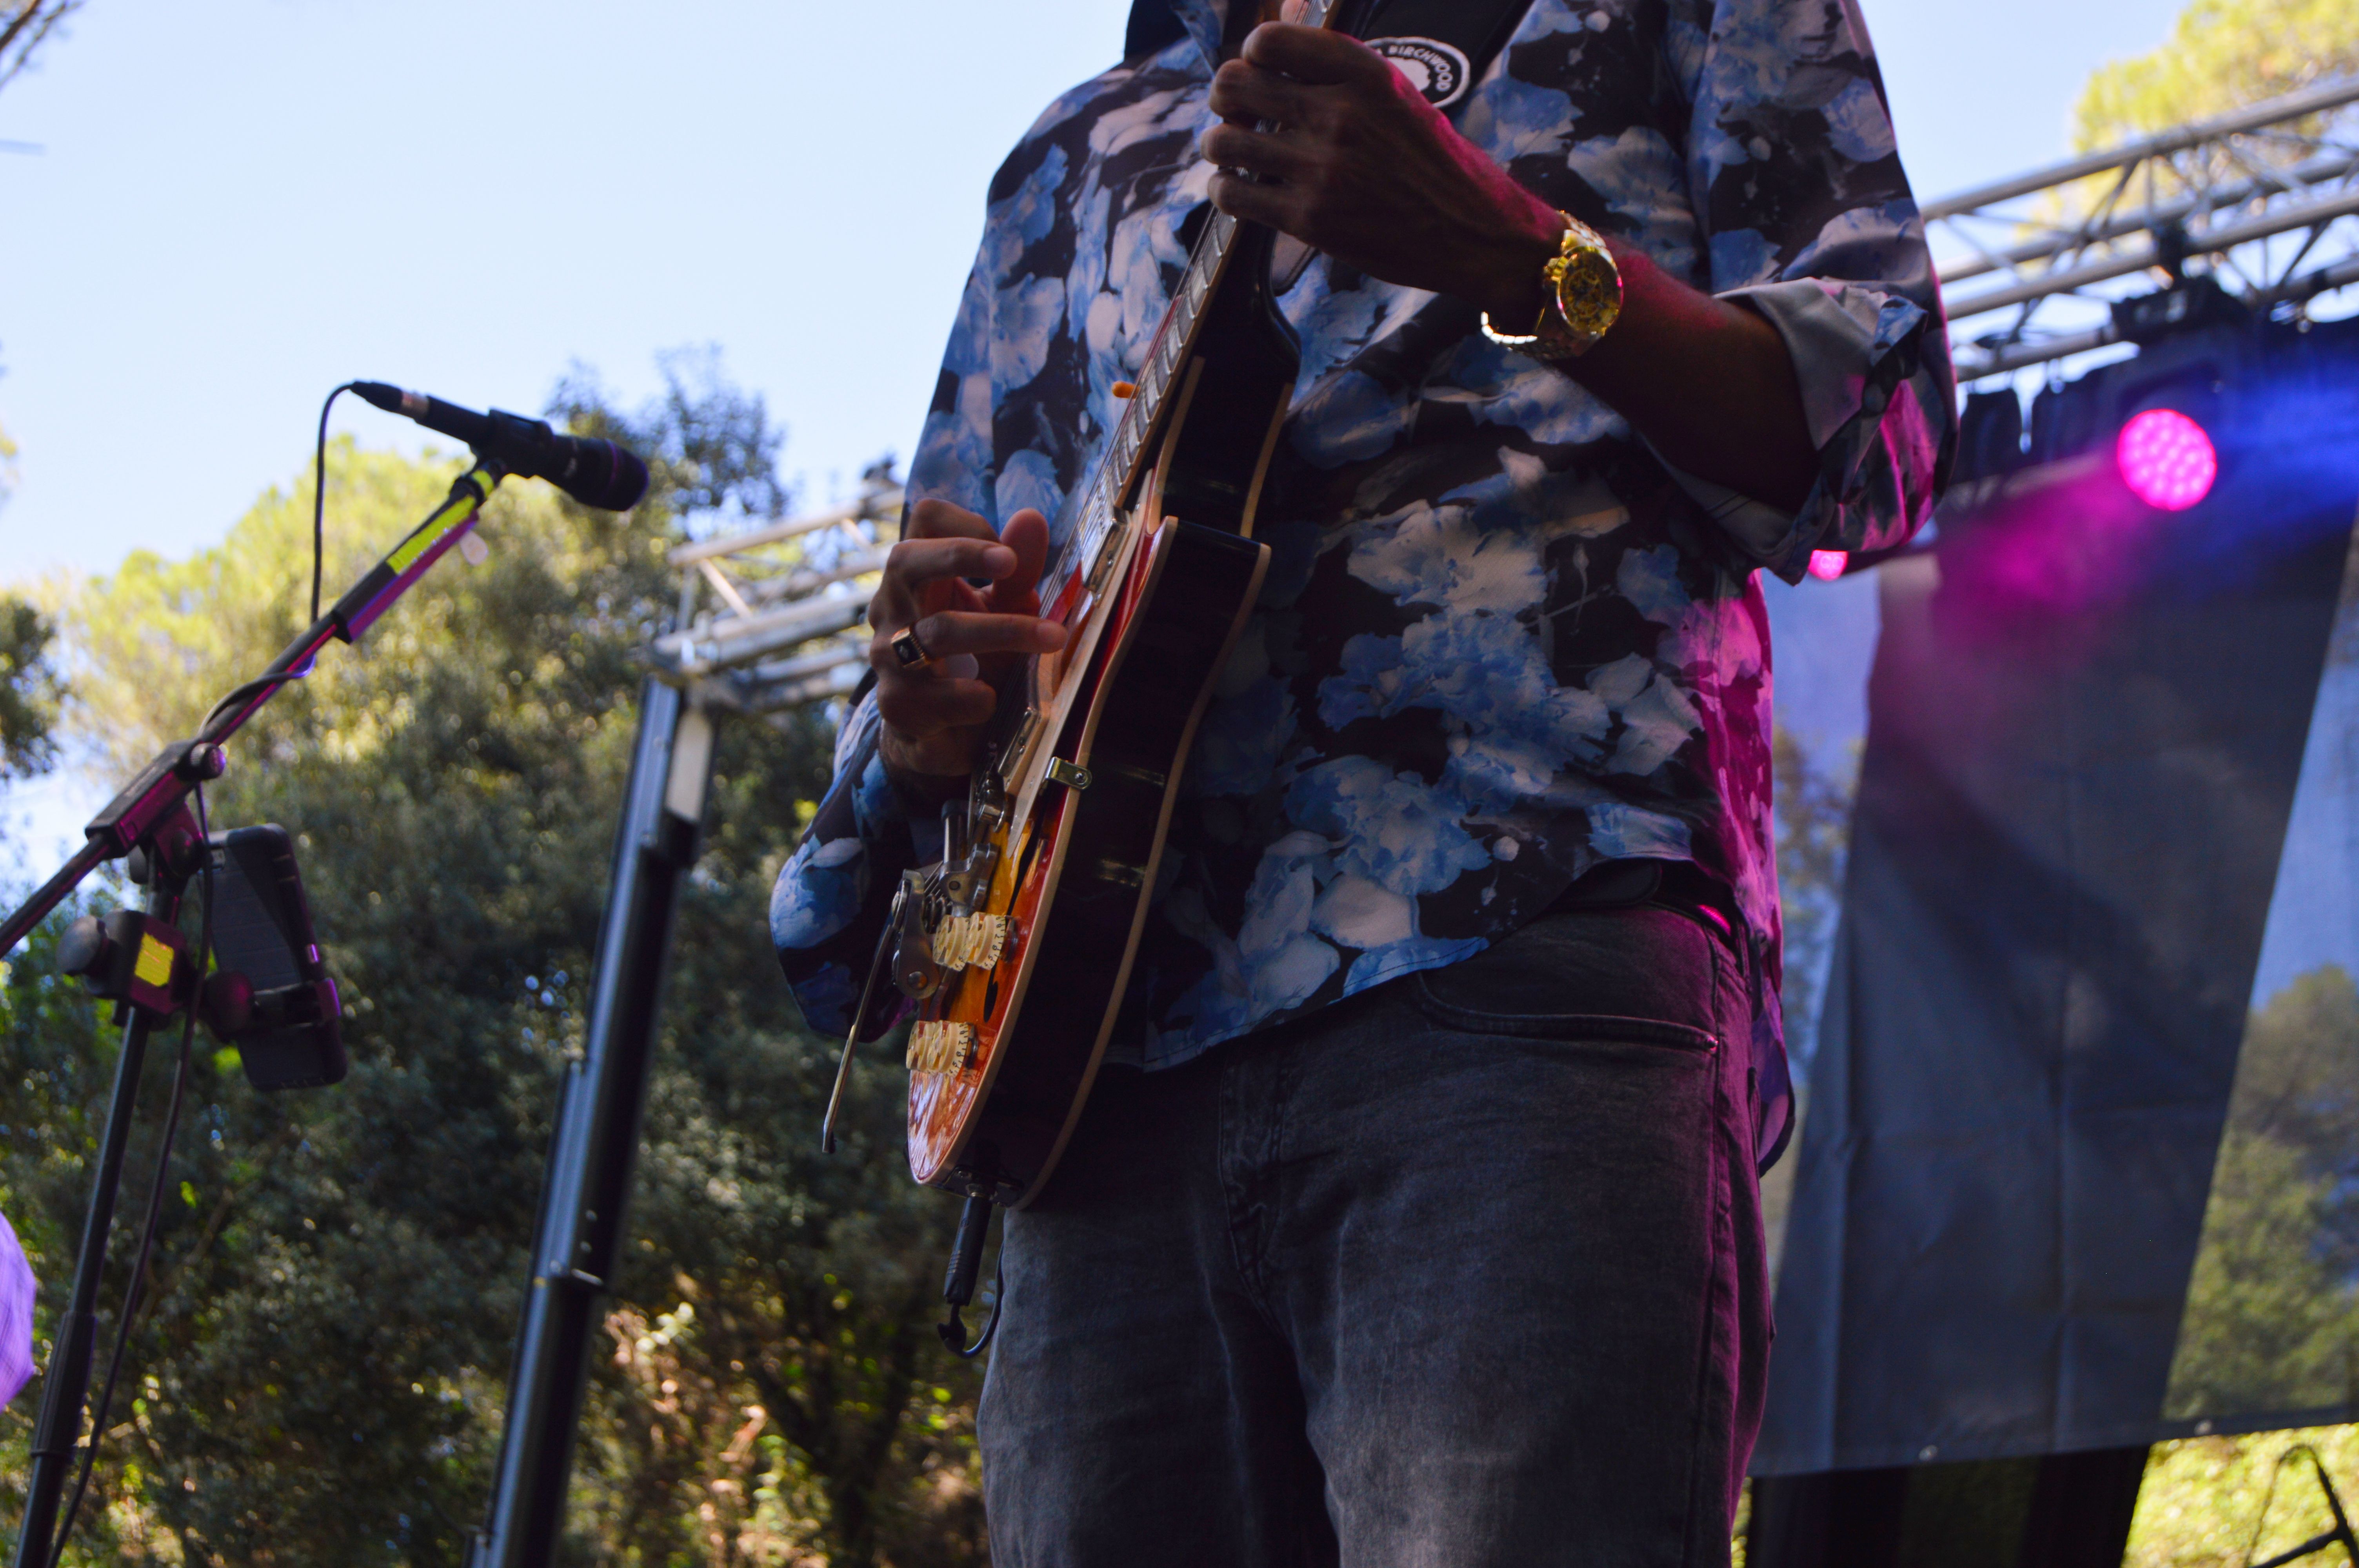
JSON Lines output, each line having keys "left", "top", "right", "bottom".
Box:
{"left": 2115, "top": 408, "right": 2218, "bottom": 511}
{"left": 1807, "top": 550, "right": 1849, "bottom": 581}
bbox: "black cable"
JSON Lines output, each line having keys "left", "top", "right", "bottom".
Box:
{"left": 312, "top": 384, "right": 357, "bottom": 625}
{"left": 193, "top": 381, "right": 361, "bottom": 740}
{"left": 199, "top": 670, "right": 309, "bottom": 741}
{"left": 949, "top": 1254, "right": 1004, "bottom": 1361}
{"left": 48, "top": 786, "right": 214, "bottom": 1567}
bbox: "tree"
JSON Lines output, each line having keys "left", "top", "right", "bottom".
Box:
{"left": 1771, "top": 725, "right": 1855, "bottom": 1076}
{"left": 0, "top": 1, "right": 82, "bottom": 100}
{"left": 2073, "top": 0, "right": 2359, "bottom": 150}
{"left": 0, "top": 360, "right": 986, "bottom": 1565}
{"left": 0, "top": 595, "right": 59, "bottom": 781}
{"left": 2165, "top": 965, "right": 2359, "bottom": 1419}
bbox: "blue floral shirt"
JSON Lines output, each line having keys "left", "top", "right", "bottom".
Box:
{"left": 771, "top": 0, "right": 1953, "bottom": 1153}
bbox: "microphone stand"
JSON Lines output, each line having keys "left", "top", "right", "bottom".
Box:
{"left": 6, "top": 458, "right": 507, "bottom": 1568}
{"left": 0, "top": 459, "right": 504, "bottom": 962}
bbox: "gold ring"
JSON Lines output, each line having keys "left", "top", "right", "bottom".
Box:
{"left": 888, "top": 625, "right": 933, "bottom": 670}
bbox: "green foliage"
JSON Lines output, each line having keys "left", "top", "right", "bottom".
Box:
{"left": 2128, "top": 1425, "right": 2359, "bottom": 1567}
{"left": 1770, "top": 725, "right": 1854, "bottom": 1064}
{"left": 0, "top": 363, "right": 985, "bottom": 1564}
{"left": 2166, "top": 965, "right": 2359, "bottom": 1421}
{"left": 555, "top": 347, "right": 790, "bottom": 530}
{"left": 0, "top": 594, "right": 58, "bottom": 780}
{"left": 2072, "top": 0, "right": 2359, "bottom": 150}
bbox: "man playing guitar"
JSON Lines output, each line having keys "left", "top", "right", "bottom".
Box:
{"left": 773, "top": 0, "right": 1950, "bottom": 1559}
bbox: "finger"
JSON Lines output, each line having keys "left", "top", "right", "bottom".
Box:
{"left": 905, "top": 496, "right": 999, "bottom": 541}
{"left": 1207, "top": 58, "right": 1312, "bottom": 125}
{"left": 1207, "top": 169, "right": 1301, "bottom": 234}
{"left": 987, "top": 509, "right": 1055, "bottom": 616}
{"left": 882, "top": 719, "right": 991, "bottom": 780}
{"left": 870, "top": 535, "right": 1019, "bottom": 631}
{"left": 893, "top": 610, "right": 1069, "bottom": 663}
{"left": 876, "top": 672, "right": 998, "bottom": 738}
{"left": 1241, "top": 22, "right": 1388, "bottom": 87}
{"left": 1202, "top": 122, "right": 1312, "bottom": 183}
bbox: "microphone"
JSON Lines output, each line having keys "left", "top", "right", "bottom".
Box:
{"left": 351, "top": 382, "right": 649, "bottom": 511}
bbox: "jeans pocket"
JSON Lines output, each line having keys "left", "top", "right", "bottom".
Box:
{"left": 1407, "top": 905, "right": 1723, "bottom": 1054}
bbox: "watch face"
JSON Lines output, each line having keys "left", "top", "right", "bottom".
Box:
{"left": 1554, "top": 247, "right": 1623, "bottom": 343}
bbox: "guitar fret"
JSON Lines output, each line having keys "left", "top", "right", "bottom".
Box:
{"left": 1038, "top": 174, "right": 1243, "bottom": 609}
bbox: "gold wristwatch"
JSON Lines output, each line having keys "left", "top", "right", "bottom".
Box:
{"left": 1481, "top": 211, "right": 1624, "bottom": 363}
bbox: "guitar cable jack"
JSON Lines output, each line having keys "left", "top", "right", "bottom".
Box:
{"left": 940, "top": 1192, "right": 1003, "bottom": 1358}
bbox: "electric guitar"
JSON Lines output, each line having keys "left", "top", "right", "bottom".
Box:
{"left": 874, "top": 1, "right": 1351, "bottom": 1208}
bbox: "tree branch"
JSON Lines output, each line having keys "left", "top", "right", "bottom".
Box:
{"left": 0, "top": 1, "right": 86, "bottom": 96}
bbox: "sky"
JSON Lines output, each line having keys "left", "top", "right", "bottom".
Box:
{"left": 0, "top": 0, "right": 2206, "bottom": 875}
{"left": 0, "top": 0, "right": 2197, "bottom": 588}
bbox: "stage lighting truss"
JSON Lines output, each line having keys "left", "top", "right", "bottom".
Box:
{"left": 1937, "top": 76, "right": 2359, "bottom": 382}
{"left": 643, "top": 463, "right": 903, "bottom": 712}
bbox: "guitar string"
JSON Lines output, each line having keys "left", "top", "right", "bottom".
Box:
{"left": 1038, "top": 0, "right": 1339, "bottom": 596}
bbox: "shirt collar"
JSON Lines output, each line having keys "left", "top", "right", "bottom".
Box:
{"left": 1125, "top": 0, "right": 1237, "bottom": 72}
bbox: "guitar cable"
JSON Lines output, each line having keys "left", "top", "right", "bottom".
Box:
{"left": 938, "top": 1192, "right": 1003, "bottom": 1358}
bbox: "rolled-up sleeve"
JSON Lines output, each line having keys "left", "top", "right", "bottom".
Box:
{"left": 1675, "top": 0, "right": 1957, "bottom": 581}
{"left": 769, "top": 691, "right": 917, "bottom": 1039}
{"left": 771, "top": 232, "right": 1007, "bottom": 1037}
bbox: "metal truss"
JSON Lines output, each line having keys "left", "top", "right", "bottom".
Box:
{"left": 645, "top": 463, "right": 903, "bottom": 711}
{"left": 635, "top": 83, "right": 2359, "bottom": 705}
{"left": 1934, "top": 76, "right": 2359, "bottom": 381}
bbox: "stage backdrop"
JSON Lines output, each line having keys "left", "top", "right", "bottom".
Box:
{"left": 1755, "top": 321, "right": 2359, "bottom": 1472}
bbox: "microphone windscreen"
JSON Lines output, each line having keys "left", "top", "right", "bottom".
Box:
{"left": 561, "top": 439, "right": 651, "bottom": 512}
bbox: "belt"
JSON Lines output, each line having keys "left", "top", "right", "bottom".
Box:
{"left": 1544, "top": 857, "right": 1745, "bottom": 948}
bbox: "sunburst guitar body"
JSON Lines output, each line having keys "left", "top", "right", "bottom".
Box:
{"left": 893, "top": 202, "right": 1304, "bottom": 1208}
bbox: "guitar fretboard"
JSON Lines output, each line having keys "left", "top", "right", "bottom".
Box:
{"left": 1034, "top": 0, "right": 1339, "bottom": 612}
{"left": 1037, "top": 208, "right": 1241, "bottom": 612}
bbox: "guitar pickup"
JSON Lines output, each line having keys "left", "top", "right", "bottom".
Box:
{"left": 993, "top": 710, "right": 1038, "bottom": 784}
{"left": 1087, "top": 526, "right": 1123, "bottom": 594}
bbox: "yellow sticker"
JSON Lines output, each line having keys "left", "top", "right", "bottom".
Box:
{"left": 388, "top": 511, "right": 461, "bottom": 573}
{"left": 134, "top": 934, "right": 175, "bottom": 990}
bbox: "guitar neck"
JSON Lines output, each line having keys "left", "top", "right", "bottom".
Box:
{"left": 1039, "top": 210, "right": 1242, "bottom": 607}
{"left": 1036, "top": 0, "right": 1347, "bottom": 610}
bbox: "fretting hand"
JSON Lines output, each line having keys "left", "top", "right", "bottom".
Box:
{"left": 1201, "top": 21, "right": 1820, "bottom": 511}
{"left": 868, "top": 500, "right": 1067, "bottom": 786}
{"left": 1202, "top": 22, "right": 1564, "bottom": 331}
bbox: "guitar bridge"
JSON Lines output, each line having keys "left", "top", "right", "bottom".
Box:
{"left": 891, "top": 871, "right": 945, "bottom": 1000}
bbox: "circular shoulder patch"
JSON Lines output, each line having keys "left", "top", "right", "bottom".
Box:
{"left": 1369, "top": 36, "right": 1474, "bottom": 109}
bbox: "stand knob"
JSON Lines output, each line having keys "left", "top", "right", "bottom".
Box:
{"left": 54, "top": 915, "right": 114, "bottom": 980}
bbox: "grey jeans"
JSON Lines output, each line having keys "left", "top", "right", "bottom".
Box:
{"left": 977, "top": 905, "right": 1772, "bottom": 1568}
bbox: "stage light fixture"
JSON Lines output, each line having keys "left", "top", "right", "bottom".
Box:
{"left": 2116, "top": 408, "right": 2218, "bottom": 511}
{"left": 1808, "top": 550, "right": 1849, "bottom": 581}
